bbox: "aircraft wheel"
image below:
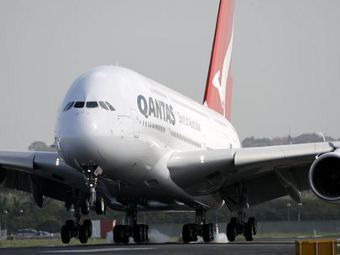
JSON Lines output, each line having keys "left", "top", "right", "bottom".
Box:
{"left": 203, "top": 223, "right": 216, "bottom": 242}
{"left": 244, "top": 217, "right": 256, "bottom": 241}
{"left": 95, "top": 197, "right": 106, "bottom": 215}
{"left": 244, "top": 222, "right": 253, "bottom": 241}
{"left": 61, "top": 224, "right": 71, "bottom": 244}
{"left": 142, "top": 224, "right": 149, "bottom": 242}
{"left": 83, "top": 219, "right": 92, "bottom": 238}
{"left": 133, "top": 224, "right": 143, "bottom": 243}
{"left": 114, "top": 225, "right": 130, "bottom": 244}
{"left": 133, "top": 224, "right": 148, "bottom": 243}
{"left": 79, "top": 224, "right": 89, "bottom": 244}
{"left": 226, "top": 218, "right": 237, "bottom": 242}
{"left": 182, "top": 223, "right": 198, "bottom": 243}
{"left": 248, "top": 217, "right": 257, "bottom": 235}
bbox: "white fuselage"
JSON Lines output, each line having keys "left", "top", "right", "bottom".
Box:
{"left": 55, "top": 66, "right": 241, "bottom": 210}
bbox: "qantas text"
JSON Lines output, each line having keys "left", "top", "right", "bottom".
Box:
{"left": 137, "top": 95, "right": 176, "bottom": 125}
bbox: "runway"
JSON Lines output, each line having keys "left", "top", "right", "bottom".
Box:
{"left": 0, "top": 240, "right": 295, "bottom": 255}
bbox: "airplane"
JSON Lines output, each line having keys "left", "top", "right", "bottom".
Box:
{"left": 0, "top": 0, "right": 339, "bottom": 245}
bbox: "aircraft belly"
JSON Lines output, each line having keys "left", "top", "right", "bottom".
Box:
{"left": 98, "top": 142, "right": 225, "bottom": 210}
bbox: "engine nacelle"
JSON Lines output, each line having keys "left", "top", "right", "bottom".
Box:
{"left": 309, "top": 150, "right": 340, "bottom": 202}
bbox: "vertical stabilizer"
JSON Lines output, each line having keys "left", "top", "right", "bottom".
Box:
{"left": 203, "top": 0, "right": 235, "bottom": 120}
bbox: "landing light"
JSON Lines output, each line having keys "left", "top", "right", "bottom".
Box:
{"left": 200, "top": 155, "right": 205, "bottom": 163}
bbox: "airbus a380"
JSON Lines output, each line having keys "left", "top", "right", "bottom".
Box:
{"left": 1, "top": 0, "right": 340, "bottom": 244}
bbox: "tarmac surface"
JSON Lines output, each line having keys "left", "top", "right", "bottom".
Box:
{"left": 0, "top": 240, "right": 296, "bottom": 255}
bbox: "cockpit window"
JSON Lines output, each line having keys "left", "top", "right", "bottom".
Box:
{"left": 74, "top": 101, "right": 85, "bottom": 108}
{"left": 63, "top": 102, "right": 74, "bottom": 112}
{"left": 99, "top": 101, "right": 109, "bottom": 110}
{"left": 86, "top": 101, "right": 98, "bottom": 108}
{"left": 105, "top": 101, "right": 115, "bottom": 111}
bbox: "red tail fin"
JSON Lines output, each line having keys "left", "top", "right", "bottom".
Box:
{"left": 203, "top": 0, "right": 235, "bottom": 120}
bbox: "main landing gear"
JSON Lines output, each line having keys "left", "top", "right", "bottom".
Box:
{"left": 113, "top": 209, "right": 149, "bottom": 244}
{"left": 61, "top": 208, "right": 92, "bottom": 244}
{"left": 226, "top": 210, "right": 257, "bottom": 242}
{"left": 182, "top": 208, "right": 217, "bottom": 243}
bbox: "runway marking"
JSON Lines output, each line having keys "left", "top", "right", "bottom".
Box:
{"left": 42, "top": 247, "right": 155, "bottom": 253}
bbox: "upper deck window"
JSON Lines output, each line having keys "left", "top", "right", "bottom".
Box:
{"left": 99, "top": 101, "right": 109, "bottom": 110}
{"left": 74, "top": 101, "right": 85, "bottom": 108}
{"left": 105, "top": 102, "right": 115, "bottom": 111}
{"left": 86, "top": 101, "right": 98, "bottom": 108}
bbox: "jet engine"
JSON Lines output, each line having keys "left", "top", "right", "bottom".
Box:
{"left": 309, "top": 150, "right": 340, "bottom": 202}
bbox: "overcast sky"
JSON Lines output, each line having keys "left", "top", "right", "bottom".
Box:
{"left": 0, "top": 0, "right": 339, "bottom": 149}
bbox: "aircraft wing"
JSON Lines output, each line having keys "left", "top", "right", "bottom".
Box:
{"left": 0, "top": 150, "right": 88, "bottom": 207}
{"left": 168, "top": 141, "right": 340, "bottom": 211}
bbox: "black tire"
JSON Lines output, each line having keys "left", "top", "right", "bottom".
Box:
{"left": 182, "top": 224, "right": 197, "bottom": 243}
{"left": 61, "top": 224, "right": 71, "bottom": 244}
{"left": 226, "top": 222, "right": 236, "bottom": 242}
{"left": 134, "top": 224, "right": 148, "bottom": 243}
{"left": 203, "top": 223, "right": 216, "bottom": 243}
{"left": 248, "top": 217, "right": 257, "bottom": 235}
{"left": 65, "top": 220, "right": 75, "bottom": 230}
{"left": 230, "top": 217, "right": 237, "bottom": 225}
{"left": 244, "top": 221, "right": 253, "bottom": 241}
{"left": 83, "top": 219, "right": 92, "bottom": 238}
{"left": 95, "top": 197, "right": 106, "bottom": 215}
{"left": 79, "top": 224, "right": 89, "bottom": 244}
{"left": 113, "top": 225, "right": 122, "bottom": 243}
{"left": 143, "top": 225, "right": 149, "bottom": 242}
{"left": 133, "top": 225, "right": 143, "bottom": 243}
{"left": 81, "top": 200, "right": 90, "bottom": 215}
{"left": 114, "top": 225, "right": 130, "bottom": 244}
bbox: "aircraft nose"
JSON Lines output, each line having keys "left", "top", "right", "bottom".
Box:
{"left": 56, "top": 111, "right": 109, "bottom": 168}
{"left": 58, "top": 109, "right": 108, "bottom": 137}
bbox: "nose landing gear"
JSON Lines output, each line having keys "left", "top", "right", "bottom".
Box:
{"left": 61, "top": 194, "right": 105, "bottom": 244}
{"left": 84, "top": 165, "right": 103, "bottom": 207}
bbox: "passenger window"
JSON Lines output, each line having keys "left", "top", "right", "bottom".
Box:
{"left": 74, "top": 101, "right": 85, "bottom": 108}
{"left": 105, "top": 102, "right": 115, "bottom": 111}
{"left": 99, "top": 101, "right": 109, "bottom": 110}
{"left": 86, "top": 101, "right": 98, "bottom": 108}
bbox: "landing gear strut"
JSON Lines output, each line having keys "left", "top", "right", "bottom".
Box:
{"left": 61, "top": 205, "right": 92, "bottom": 244}
{"left": 226, "top": 210, "right": 257, "bottom": 242}
{"left": 182, "top": 208, "right": 217, "bottom": 243}
{"left": 84, "top": 166, "right": 103, "bottom": 207}
{"left": 113, "top": 208, "right": 149, "bottom": 244}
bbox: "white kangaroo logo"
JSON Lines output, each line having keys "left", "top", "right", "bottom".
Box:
{"left": 211, "top": 27, "right": 234, "bottom": 116}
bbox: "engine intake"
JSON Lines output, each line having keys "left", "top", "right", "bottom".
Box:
{"left": 309, "top": 151, "right": 340, "bottom": 202}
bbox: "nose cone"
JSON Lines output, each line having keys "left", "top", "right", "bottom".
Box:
{"left": 57, "top": 110, "right": 103, "bottom": 138}
{"left": 56, "top": 111, "right": 105, "bottom": 169}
